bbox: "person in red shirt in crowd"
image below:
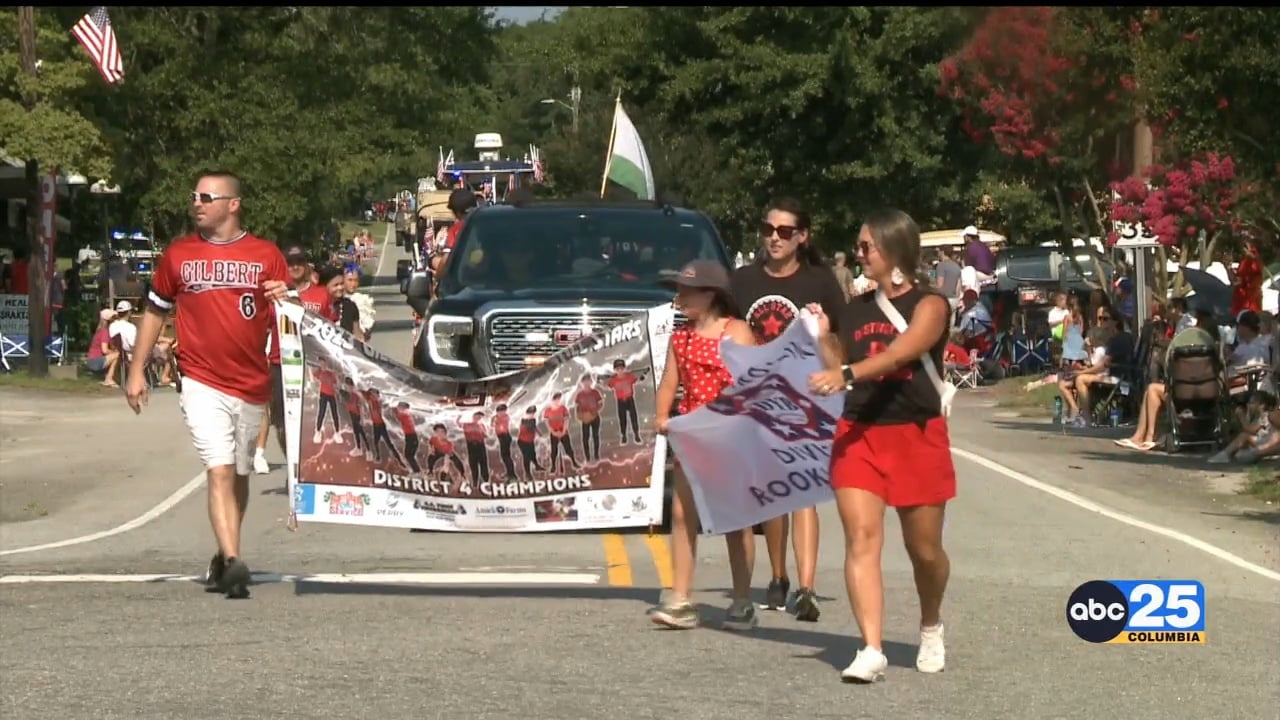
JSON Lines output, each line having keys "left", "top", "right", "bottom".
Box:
{"left": 606, "top": 359, "right": 644, "bottom": 444}
{"left": 541, "top": 392, "right": 577, "bottom": 473}
{"left": 393, "top": 401, "right": 422, "bottom": 473}
{"left": 1231, "top": 241, "right": 1263, "bottom": 316}
{"left": 574, "top": 375, "right": 604, "bottom": 462}
{"left": 6, "top": 247, "right": 29, "bottom": 294}
{"left": 253, "top": 245, "right": 343, "bottom": 472}
{"left": 285, "top": 246, "right": 335, "bottom": 320}
{"left": 460, "top": 411, "right": 490, "bottom": 484}
{"left": 491, "top": 403, "right": 517, "bottom": 481}
{"left": 430, "top": 189, "right": 478, "bottom": 278}
{"left": 127, "top": 170, "right": 289, "bottom": 599}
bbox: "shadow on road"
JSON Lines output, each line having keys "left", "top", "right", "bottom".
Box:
{"left": 701, "top": 617, "right": 919, "bottom": 671}
{"left": 1203, "top": 509, "right": 1280, "bottom": 526}
{"left": 293, "top": 581, "right": 654, "bottom": 603}
{"left": 289, "top": 582, "right": 914, "bottom": 669}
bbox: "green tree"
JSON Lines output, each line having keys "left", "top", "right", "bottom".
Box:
{"left": 0, "top": 8, "right": 113, "bottom": 182}
{"left": 80, "top": 7, "right": 496, "bottom": 248}
{"left": 1133, "top": 7, "right": 1280, "bottom": 245}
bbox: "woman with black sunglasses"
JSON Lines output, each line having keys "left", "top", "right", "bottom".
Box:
{"left": 729, "top": 196, "right": 846, "bottom": 623}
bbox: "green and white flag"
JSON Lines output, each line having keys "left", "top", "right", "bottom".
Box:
{"left": 602, "top": 98, "right": 655, "bottom": 200}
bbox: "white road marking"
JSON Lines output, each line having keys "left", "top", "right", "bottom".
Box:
{"left": 373, "top": 220, "right": 394, "bottom": 280}
{"left": 0, "top": 571, "right": 600, "bottom": 585}
{"left": 0, "top": 470, "right": 207, "bottom": 557}
{"left": 952, "top": 446, "right": 1280, "bottom": 583}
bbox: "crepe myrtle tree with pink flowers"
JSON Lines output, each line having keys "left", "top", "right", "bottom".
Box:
{"left": 1108, "top": 151, "right": 1256, "bottom": 296}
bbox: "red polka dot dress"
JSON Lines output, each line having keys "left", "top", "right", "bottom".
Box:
{"left": 674, "top": 325, "right": 734, "bottom": 415}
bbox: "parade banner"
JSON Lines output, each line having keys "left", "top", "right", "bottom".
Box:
{"left": 665, "top": 313, "right": 842, "bottom": 535}
{"left": 278, "top": 302, "right": 672, "bottom": 532}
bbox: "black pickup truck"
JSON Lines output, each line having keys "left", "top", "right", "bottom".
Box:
{"left": 402, "top": 199, "right": 731, "bottom": 378}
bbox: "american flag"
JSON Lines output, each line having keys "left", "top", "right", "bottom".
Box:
{"left": 533, "top": 159, "right": 546, "bottom": 184}
{"left": 71, "top": 7, "right": 124, "bottom": 85}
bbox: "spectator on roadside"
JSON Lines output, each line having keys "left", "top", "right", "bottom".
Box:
{"left": 1209, "top": 390, "right": 1280, "bottom": 464}
{"left": 831, "top": 251, "right": 857, "bottom": 301}
{"left": 87, "top": 308, "right": 120, "bottom": 386}
{"left": 1059, "top": 310, "right": 1130, "bottom": 428}
{"left": 109, "top": 300, "right": 138, "bottom": 357}
{"left": 961, "top": 225, "right": 994, "bottom": 285}
{"left": 934, "top": 247, "right": 962, "bottom": 317}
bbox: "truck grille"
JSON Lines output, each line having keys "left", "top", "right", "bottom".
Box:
{"left": 486, "top": 310, "right": 643, "bottom": 374}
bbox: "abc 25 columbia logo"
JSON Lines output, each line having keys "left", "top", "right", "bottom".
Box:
{"left": 1066, "top": 579, "right": 1205, "bottom": 644}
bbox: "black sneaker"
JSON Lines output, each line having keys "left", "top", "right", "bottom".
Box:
{"left": 794, "top": 588, "right": 820, "bottom": 622}
{"left": 765, "top": 577, "right": 790, "bottom": 611}
{"left": 203, "top": 552, "right": 225, "bottom": 592}
{"left": 218, "top": 557, "right": 252, "bottom": 599}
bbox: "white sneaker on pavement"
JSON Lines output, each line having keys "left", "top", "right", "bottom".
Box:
{"left": 916, "top": 623, "right": 946, "bottom": 673}
{"left": 841, "top": 646, "right": 888, "bottom": 683}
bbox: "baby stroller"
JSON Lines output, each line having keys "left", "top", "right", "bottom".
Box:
{"left": 1162, "top": 327, "right": 1229, "bottom": 453}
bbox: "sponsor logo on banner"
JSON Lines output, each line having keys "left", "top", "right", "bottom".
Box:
{"left": 324, "top": 491, "right": 371, "bottom": 517}
{"left": 294, "top": 483, "right": 316, "bottom": 515}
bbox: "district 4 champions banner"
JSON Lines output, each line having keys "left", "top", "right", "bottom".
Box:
{"left": 665, "top": 313, "right": 842, "bottom": 535}
{"left": 277, "top": 302, "right": 674, "bottom": 532}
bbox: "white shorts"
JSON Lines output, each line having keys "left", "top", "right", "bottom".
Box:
{"left": 179, "top": 377, "right": 267, "bottom": 476}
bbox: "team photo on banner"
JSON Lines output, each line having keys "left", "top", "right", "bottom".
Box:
{"left": 276, "top": 302, "right": 674, "bottom": 532}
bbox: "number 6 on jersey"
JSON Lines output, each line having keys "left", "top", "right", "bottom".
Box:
{"left": 239, "top": 292, "right": 257, "bottom": 320}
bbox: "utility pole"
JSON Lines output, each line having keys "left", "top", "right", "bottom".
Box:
{"left": 18, "top": 6, "right": 50, "bottom": 377}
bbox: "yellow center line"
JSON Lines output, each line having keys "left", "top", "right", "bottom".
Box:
{"left": 643, "top": 533, "right": 673, "bottom": 589}
{"left": 602, "top": 533, "right": 633, "bottom": 586}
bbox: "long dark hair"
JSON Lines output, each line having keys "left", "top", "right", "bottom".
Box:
{"left": 862, "top": 209, "right": 929, "bottom": 287}
{"left": 757, "top": 196, "right": 824, "bottom": 266}
{"left": 316, "top": 263, "right": 344, "bottom": 287}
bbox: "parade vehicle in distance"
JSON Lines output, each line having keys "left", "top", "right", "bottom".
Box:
{"left": 402, "top": 197, "right": 729, "bottom": 379}
{"left": 437, "top": 133, "right": 546, "bottom": 206}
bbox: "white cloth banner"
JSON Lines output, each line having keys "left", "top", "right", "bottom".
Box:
{"left": 665, "top": 313, "right": 844, "bottom": 535}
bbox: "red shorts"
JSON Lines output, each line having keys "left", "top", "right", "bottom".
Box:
{"left": 830, "top": 417, "right": 956, "bottom": 507}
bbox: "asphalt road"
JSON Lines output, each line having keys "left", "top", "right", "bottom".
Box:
{"left": 1, "top": 229, "right": 1277, "bottom": 720}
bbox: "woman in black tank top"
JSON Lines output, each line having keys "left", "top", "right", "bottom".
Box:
{"left": 804, "top": 209, "right": 956, "bottom": 684}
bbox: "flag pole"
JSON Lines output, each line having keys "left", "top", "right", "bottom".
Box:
{"left": 599, "top": 93, "right": 622, "bottom": 199}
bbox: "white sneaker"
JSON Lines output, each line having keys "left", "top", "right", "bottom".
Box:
{"left": 916, "top": 623, "right": 946, "bottom": 673}
{"left": 252, "top": 451, "right": 270, "bottom": 475}
{"left": 841, "top": 646, "right": 887, "bottom": 683}
{"left": 349, "top": 447, "right": 364, "bottom": 458}
{"left": 332, "top": 434, "right": 343, "bottom": 445}
{"left": 312, "top": 431, "right": 322, "bottom": 444}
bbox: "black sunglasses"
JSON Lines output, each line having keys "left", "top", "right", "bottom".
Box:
{"left": 759, "top": 222, "right": 800, "bottom": 241}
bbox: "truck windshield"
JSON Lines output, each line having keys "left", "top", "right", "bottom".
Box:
{"left": 440, "top": 209, "right": 724, "bottom": 293}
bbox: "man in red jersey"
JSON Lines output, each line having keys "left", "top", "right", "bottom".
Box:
{"left": 126, "top": 171, "right": 288, "bottom": 599}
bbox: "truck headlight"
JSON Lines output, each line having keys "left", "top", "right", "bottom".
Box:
{"left": 426, "top": 314, "right": 472, "bottom": 368}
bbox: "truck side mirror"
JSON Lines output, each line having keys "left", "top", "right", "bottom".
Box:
{"left": 404, "top": 271, "right": 431, "bottom": 314}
